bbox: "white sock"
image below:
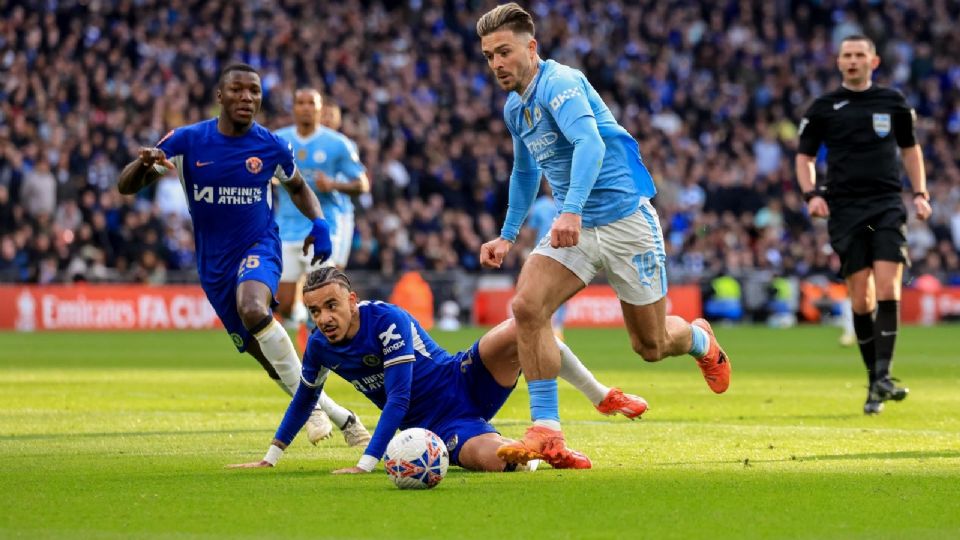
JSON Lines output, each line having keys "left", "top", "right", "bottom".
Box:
{"left": 557, "top": 338, "right": 609, "bottom": 406}
{"left": 318, "top": 391, "right": 352, "bottom": 428}
{"left": 842, "top": 299, "right": 855, "bottom": 334}
{"left": 254, "top": 318, "right": 302, "bottom": 396}
{"left": 533, "top": 419, "right": 562, "bottom": 430}
{"left": 291, "top": 301, "right": 309, "bottom": 325}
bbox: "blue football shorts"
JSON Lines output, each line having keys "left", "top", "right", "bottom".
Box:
{"left": 426, "top": 341, "right": 516, "bottom": 466}
{"left": 202, "top": 237, "right": 282, "bottom": 352}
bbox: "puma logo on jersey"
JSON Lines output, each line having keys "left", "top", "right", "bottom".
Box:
{"left": 549, "top": 87, "right": 583, "bottom": 111}
{"left": 833, "top": 100, "right": 850, "bottom": 110}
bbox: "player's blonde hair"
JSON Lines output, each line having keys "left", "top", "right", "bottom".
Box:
{"left": 476, "top": 3, "right": 535, "bottom": 38}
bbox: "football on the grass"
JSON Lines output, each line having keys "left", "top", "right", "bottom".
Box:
{"left": 384, "top": 428, "right": 449, "bottom": 489}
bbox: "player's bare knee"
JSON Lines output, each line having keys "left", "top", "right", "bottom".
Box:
{"left": 510, "top": 294, "right": 548, "bottom": 326}
{"left": 237, "top": 301, "right": 271, "bottom": 330}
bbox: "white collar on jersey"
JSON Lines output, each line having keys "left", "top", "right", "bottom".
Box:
{"left": 520, "top": 59, "right": 546, "bottom": 105}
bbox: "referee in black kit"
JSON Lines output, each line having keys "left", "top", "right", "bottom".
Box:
{"left": 796, "top": 35, "right": 931, "bottom": 415}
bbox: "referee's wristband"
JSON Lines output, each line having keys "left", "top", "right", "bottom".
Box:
{"left": 801, "top": 191, "right": 822, "bottom": 203}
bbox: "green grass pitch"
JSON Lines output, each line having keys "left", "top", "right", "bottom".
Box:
{"left": 2, "top": 325, "right": 959, "bottom": 539}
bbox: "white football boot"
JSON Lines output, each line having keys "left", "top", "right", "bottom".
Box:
{"left": 340, "top": 413, "right": 372, "bottom": 447}
{"left": 305, "top": 408, "right": 334, "bottom": 445}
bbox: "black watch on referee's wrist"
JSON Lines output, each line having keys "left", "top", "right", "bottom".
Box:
{"left": 913, "top": 191, "right": 930, "bottom": 201}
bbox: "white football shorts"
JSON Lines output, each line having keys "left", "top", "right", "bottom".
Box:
{"left": 531, "top": 199, "right": 667, "bottom": 306}
{"left": 280, "top": 214, "right": 355, "bottom": 282}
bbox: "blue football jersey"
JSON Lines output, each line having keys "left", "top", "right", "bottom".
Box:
{"left": 273, "top": 126, "right": 365, "bottom": 242}
{"left": 504, "top": 59, "right": 656, "bottom": 229}
{"left": 300, "top": 301, "right": 459, "bottom": 459}
{"left": 156, "top": 119, "right": 296, "bottom": 285}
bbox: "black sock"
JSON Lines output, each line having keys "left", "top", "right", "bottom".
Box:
{"left": 853, "top": 311, "right": 877, "bottom": 384}
{"left": 874, "top": 300, "right": 900, "bottom": 381}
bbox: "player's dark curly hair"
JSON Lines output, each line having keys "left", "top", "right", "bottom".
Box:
{"left": 302, "top": 267, "right": 352, "bottom": 295}
{"left": 218, "top": 63, "right": 259, "bottom": 88}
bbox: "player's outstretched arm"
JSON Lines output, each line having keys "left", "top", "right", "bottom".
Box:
{"left": 117, "top": 148, "right": 174, "bottom": 195}
{"left": 226, "top": 380, "right": 321, "bottom": 469}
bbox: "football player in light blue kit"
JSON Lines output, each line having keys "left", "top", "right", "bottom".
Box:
{"left": 227, "top": 267, "right": 648, "bottom": 473}
{"left": 117, "top": 64, "right": 366, "bottom": 448}
{"left": 275, "top": 90, "right": 367, "bottom": 276}
{"left": 475, "top": 4, "right": 732, "bottom": 468}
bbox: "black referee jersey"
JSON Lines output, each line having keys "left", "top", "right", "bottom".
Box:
{"left": 797, "top": 85, "right": 917, "bottom": 199}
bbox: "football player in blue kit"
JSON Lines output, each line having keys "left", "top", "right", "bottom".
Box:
{"left": 475, "top": 4, "right": 731, "bottom": 468}
{"left": 117, "top": 63, "right": 366, "bottom": 446}
{"left": 227, "top": 267, "right": 649, "bottom": 472}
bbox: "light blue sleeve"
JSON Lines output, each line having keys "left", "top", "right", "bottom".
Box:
{"left": 335, "top": 136, "right": 365, "bottom": 179}
{"left": 501, "top": 120, "right": 542, "bottom": 242}
{"left": 545, "top": 75, "right": 605, "bottom": 215}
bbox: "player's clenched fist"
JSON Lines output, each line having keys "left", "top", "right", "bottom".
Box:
{"left": 550, "top": 212, "right": 582, "bottom": 248}
{"left": 138, "top": 147, "right": 175, "bottom": 170}
{"left": 480, "top": 237, "right": 513, "bottom": 269}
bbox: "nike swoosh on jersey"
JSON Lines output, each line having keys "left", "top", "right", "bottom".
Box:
{"left": 833, "top": 100, "right": 850, "bottom": 110}
{"left": 196, "top": 160, "right": 214, "bottom": 167}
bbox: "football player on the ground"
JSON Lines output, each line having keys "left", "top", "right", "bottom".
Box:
{"left": 227, "top": 267, "right": 649, "bottom": 473}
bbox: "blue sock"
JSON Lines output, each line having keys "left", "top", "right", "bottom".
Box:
{"left": 689, "top": 324, "right": 709, "bottom": 358}
{"left": 528, "top": 379, "right": 559, "bottom": 423}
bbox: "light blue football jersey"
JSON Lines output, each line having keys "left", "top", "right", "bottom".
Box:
{"left": 273, "top": 125, "right": 365, "bottom": 242}
{"left": 503, "top": 59, "right": 656, "bottom": 231}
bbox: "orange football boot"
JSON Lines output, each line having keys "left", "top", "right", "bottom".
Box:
{"left": 595, "top": 388, "right": 648, "bottom": 420}
{"left": 497, "top": 425, "right": 592, "bottom": 469}
{"left": 692, "top": 318, "right": 731, "bottom": 393}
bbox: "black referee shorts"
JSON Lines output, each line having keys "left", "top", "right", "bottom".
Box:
{"left": 827, "top": 196, "right": 909, "bottom": 278}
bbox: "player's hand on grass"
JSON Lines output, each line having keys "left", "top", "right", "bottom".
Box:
{"left": 331, "top": 466, "right": 369, "bottom": 474}
{"left": 550, "top": 212, "right": 582, "bottom": 248}
{"left": 480, "top": 237, "right": 513, "bottom": 269}
{"left": 806, "top": 195, "right": 830, "bottom": 218}
{"left": 305, "top": 217, "right": 332, "bottom": 265}
{"left": 138, "top": 147, "right": 175, "bottom": 170}
{"left": 225, "top": 460, "right": 274, "bottom": 469}
{"left": 913, "top": 195, "right": 932, "bottom": 221}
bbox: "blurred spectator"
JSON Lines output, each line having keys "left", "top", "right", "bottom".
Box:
{"left": 0, "top": 0, "right": 956, "bottom": 289}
